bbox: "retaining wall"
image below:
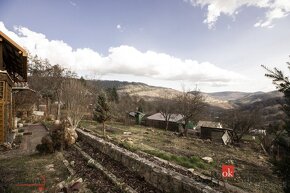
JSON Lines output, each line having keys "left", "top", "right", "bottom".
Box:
{"left": 76, "top": 129, "right": 221, "bottom": 193}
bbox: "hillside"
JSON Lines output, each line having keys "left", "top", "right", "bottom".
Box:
{"left": 109, "top": 81, "right": 233, "bottom": 109}
{"left": 93, "top": 80, "right": 284, "bottom": 109}
{"left": 205, "top": 91, "right": 250, "bottom": 101}
{"left": 93, "top": 80, "right": 285, "bottom": 125}
{"left": 118, "top": 83, "right": 180, "bottom": 101}
{"left": 232, "top": 91, "right": 283, "bottom": 105}
{"left": 98, "top": 80, "right": 280, "bottom": 103}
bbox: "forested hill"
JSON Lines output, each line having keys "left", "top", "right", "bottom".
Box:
{"left": 90, "top": 79, "right": 283, "bottom": 107}
{"left": 88, "top": 79, "right": 285, "bottom": 126}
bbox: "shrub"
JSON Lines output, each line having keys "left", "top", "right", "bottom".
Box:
{"left": 36, "top": 123, "right": 66, "bottom": 154}
{"left": 14, "top": 134, "right": 23, "bottom": 144}
{"left": 18, "top": 128, "right": 25, "bottom": 133}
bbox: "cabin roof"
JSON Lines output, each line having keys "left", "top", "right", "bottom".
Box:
{"left": 197, "top": 121, "right": 222, "bottom": 128}
{"left": 147, "top": 112, "right": 184, "bottom": 123}
{"left": 0, "top": 31, "right": 28, "bottom": 82}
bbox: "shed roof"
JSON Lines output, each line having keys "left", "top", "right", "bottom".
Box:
{"left": 129, "top": 111, "right": 145, "bottom": 117}
{"left": 197, "top": 121, "right": 222, "bottom": 128}
{"left": 0, "top": 31, "right": 27, "bottom": 82}
{"left": 147, "top": 113, "right": 184, "bottom": 123}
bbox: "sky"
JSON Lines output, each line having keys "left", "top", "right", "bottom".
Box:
{"left": 0, "top": 0, "right": 290, "bottom": 93}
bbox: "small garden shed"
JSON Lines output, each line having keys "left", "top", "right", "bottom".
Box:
{"left": 0, "top": 31, "right": 27, "bottom": 144}
{"left": 200, "top": 127, "right": 232, "bottom": 144}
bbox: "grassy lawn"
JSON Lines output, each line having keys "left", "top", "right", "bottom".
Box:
{"left": 0, "top": 153, "right": 69, "bottom": 193}
{"left": 80, "top": 120, "right": 283, "bottom": 193}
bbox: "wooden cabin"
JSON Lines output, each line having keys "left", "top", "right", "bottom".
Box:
{"left": 145, "top": 113, "right": 184, "bottom": 131}
{"left": 200, "top": 127, "right": 232, "bottom": 144}
{"left": 0, "top": 31, "right": 27, "bottom": 144}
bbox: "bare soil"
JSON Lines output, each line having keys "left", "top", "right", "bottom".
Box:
{"left": 63, "top": 147, "right": 121, "bottom": 193}
{"left": 77, "top": 140, "right": 164, "bottom": 193}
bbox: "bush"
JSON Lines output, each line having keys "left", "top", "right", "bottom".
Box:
{"left": 36, "top": 123, "right": 66, "bottom": 154}
{"left": 14, "top": 134, "right": 23, "bottom": 144}
{"left": 18, "top": 128, "right": 25, "bottom": 133}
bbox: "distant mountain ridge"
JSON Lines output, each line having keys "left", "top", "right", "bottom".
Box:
{"left": 92, "top": 80, "right": 285, "bottom": 126}
{"left": 95, "top": 80, "right": 283, "bottom": 108}
{"left": 205, "top": 91, "right": 250, "bottom": 101}
{"left": 231, "top": 91, "right": 283, "bottom": 105}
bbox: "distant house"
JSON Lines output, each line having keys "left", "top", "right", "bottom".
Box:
{"left": 145, "top": 113, "right": 184, "bottom": 131}
{"left": 195, "top": 121, "right": 232, "bottom": 145}
{"left": 128, "top": 111, "right": 145, "bottom": 125}
{"left": 128, "top": 112, "right": 136, "bottom": 117}
{"left": 194, "top": 121, "right": 223, "bottom": 131}
{"left": 249, "top": 129, "right": 266, "bottom": 135}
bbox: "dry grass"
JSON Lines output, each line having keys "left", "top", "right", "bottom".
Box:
{"left": 80, "top": 120, "right": 283, "bottom": 193}
{"left": 0, "top": 153, "right": 69, "bottom": 193}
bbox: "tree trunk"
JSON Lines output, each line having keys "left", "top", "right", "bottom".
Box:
{"left": 56, "top": 90, "right": 61, "bottom": 121}
{"left": 45, "top": 97, "right": 49, "bottom": 118}
{"left": 165, "top": 120, "right": 169, "bottom": 131}
{"left": 184, "top": 126, "right": 188, "bottom": 137}
{"left": 183, "top": 120, "right": 188, "bottom": 137}
{"left": 102, "top": 122, "right": 105, "bottom": 136}
{"left": 57, "top": 100, "right": 61, "bottom": 120}
{"left": 233, "top": 132, "right": 240, "bottom": 143}
{"left": 49, "top": 100, "right": 52, "bottom": 114}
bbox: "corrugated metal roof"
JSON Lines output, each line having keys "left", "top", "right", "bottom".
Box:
{"left": 146, "top": 112, "right": 184, "bottom": 122}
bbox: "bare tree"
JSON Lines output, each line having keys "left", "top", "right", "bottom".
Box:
{"left": 157, "top": 91, "right": 176, "bottom": 130}
{"left": 13, "top": 90, "right": 38, "bottom": 118}
{"left": 222, "top": 109, "right": 262, "bottom": 143}
{"left": 61, "top": 79, "right": 89, "bottom": 129}
{"left": 28, "top": 55, "right": 54, "bottom": 117}
{"left": 176, "top": 89, "right": 205, "bottom": 136}
{"left": 113, "top": 93, "right": 136, "bottom": 124}
{"left": 50, "top": 65, "right": 77, "bottom": 120}
{"left": 28, "top": 54, "right": 77, "bottom": 120}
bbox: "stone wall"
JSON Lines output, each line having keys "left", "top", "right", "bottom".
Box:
{"left": 76, "top": 129, "right": 221, "bottom": 193}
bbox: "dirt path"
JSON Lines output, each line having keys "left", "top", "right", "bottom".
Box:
{"left": 0, "top": 124, "right": 48, "bottom": 158}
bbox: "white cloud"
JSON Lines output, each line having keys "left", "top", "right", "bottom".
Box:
{"left": 0, "top": 22, "right": 244, "bottom": 84}
{"left": 186, "top": 0, "right": 290, "bottom": 29}
{"left": 69, "top": 1, "right": 77, "bottom": 7}
{"left": 116, "top": 24, "right": 125, "bottom": 32}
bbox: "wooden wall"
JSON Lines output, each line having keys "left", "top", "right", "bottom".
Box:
{"left": 145, "top": 119, "right": 180, "bottom": 131}
{"left": 0, "top": 78, "right": 13, "bottom": 144}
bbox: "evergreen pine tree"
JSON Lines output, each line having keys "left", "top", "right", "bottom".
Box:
{"left": 94, "top": 92, "right": 111, "bottom": 136}
{"left": 262, "top": 58, "right": 290, "bottom": 192}
{"left": 106, "top": 87, "right": 119, "bottom": 103}
{"left": 111, "top": 87, "right": 119, "bottom": 103}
